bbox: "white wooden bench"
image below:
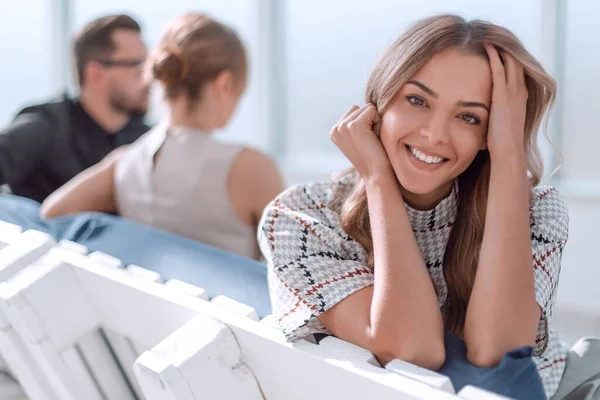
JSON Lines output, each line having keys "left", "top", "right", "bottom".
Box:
{"left": 0, "top": 226, "right": 136, "bottom": 400}
{"left": 0, "top": 223, "right": 43, "bottom": 400}
{"left": 0, "top": 228, "right": 508, "bottom": 400}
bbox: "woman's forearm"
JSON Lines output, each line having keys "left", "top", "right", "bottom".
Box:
{"left": 464, "top": 155, "right": 538, "bottom": 366}
{"left": 41, "top": 151, "right": 121, "bottom": 218}
{"left": 365, "top": 172, "right": 445, "bottom": 368}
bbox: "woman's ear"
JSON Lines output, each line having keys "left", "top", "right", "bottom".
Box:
{"left": 213, "top": 69, "right": 235, "bottom": 100}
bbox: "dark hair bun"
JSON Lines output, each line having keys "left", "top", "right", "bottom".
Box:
{"left": 152, "top": 46, "right": 189, "bottom": 87}
{"left": 150, "top": 13, "right": 247, "bottom": 102}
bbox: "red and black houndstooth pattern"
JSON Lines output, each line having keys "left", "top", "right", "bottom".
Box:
{"left": 258, "top": 173, "right": 569, "bottom": 398}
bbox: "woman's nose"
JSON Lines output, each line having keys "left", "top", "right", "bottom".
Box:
{"left": 420, "top": 117, "right": 450, "bottom": 145}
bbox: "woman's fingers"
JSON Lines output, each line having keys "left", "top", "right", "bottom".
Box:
{"left": 484, "top": 45, "right": 529, "bottom": 158}
{"left": 331, "top": 105, "right": 360, "bottom": 141}
{"left": 502, "top": 51, "right": 526, "bottom": 93}
{"left": 334, "top": 105, "right": 361, "bottom": 129}
{"left": 485, "top": 44, "right": 507, "bottom": 92}
{"left": 341, "top": 105, "right": 369, "bottom": 128}
{"left": 354, "top": 104, "right": 381, "bottom": 131}
{"left": 339, "top": 105, "right": 360, "bottom": 122}
{"left": 332, "top": 104, "right": 380, "bottom": 143}
{"left": 330, "top": 103, "right": 390, "bottom": 178}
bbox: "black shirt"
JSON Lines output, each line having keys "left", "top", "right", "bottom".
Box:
{"left": 0, "top": 94, "right": 150, "bottom": 203}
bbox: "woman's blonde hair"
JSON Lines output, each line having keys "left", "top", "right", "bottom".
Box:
{"left": 338, "top": 14, "right": 556, "bottom": 332}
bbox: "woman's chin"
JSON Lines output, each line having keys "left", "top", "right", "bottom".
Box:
{"left": 392, "top": 157, "right": 456, "bottom": 201}
{"left": 394, "top": 171, "right": 454, "bottom": 206}
{"left": 401, "top": 181, "right": 443, "bottom": 197}
{"left": 393, "top": 170, "right": 438, "bottom": 194}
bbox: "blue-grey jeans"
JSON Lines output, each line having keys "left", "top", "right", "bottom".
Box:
{"left": 440, "top": 330, "right": 546, "bottom": 399}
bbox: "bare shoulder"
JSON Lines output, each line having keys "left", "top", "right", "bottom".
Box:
{"left": 232, "top": 147, "right": 278, "bottom": 173}
{"left": 229, "top": 147, "right": 285, "bottom": 222}
{"left": 230, "top": 147, "right": 282, "bottom": 188}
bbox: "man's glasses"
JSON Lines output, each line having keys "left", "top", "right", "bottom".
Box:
{"left": 95, "top": 59, "right": 146, "bottom": 69}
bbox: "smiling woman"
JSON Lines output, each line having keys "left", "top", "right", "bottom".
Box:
{"left": 378, "top": 51, "right": 492, "bottom": 209}
{"left": 255, "top": 14, "right": 600, "bottom": 400}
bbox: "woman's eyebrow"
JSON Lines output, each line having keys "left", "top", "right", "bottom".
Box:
{"left": 406, "top": 80, "right": 437, "bottom": 98}
{"left": 457, "top": 101, "right": 490, "bottom": 112}
{"left": 407, "top": 80, "right": 490, "bottom": 112}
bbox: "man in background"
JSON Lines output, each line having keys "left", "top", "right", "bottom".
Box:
{"left": 0, "top": 14, "right": 151, "bottom": 203}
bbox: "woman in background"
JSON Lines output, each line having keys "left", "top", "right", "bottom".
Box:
{"left": 41, "top": 13, "right": 283, "bottom": 260}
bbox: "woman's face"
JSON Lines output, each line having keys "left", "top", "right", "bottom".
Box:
{"left": 379, "top": 48, "right": 493, "bottom": 209}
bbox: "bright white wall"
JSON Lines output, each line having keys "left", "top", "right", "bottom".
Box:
{"left": 281, "top": 0, "right": 555, "bottom": 184}
{"left": 557, "top": 0, "right": 600, "bottom": 182}
{"left": 554, "top": 0, "right": 600, "bottom": 327}
{"left": 0, "top": 2, "right": 59, "bottom": 126}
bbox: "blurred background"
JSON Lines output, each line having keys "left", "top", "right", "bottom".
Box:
{"left": 1, "top": 0, "right": 598, "bottom": 343}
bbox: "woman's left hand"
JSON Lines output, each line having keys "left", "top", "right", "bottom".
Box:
{"left": 485, "top": 45, "right": 529, "bottom": 160}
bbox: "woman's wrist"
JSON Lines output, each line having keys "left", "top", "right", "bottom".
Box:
{"left": 489, "top": 145, "right": 527, "bottom": 169}
{"left": 488, "top": 139, "right": 526, "bottom": 162}
{"left": 363, "top": 167, "right": 397, "bottom": 191}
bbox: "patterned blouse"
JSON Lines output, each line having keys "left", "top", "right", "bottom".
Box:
{"left": 258, "top": 173, "right": 570, "bottom": 398}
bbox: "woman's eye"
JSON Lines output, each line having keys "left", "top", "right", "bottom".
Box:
{"left": 406, "top": 95, "right": 426, "bottom": 107}
{"left": 459, "top": 114, "right": 480, "bottom": 125}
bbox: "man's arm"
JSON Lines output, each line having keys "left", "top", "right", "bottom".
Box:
{"left": 0, "top": 111, "right": 53, "bottom": 185}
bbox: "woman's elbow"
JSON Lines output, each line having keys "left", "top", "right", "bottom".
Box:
{"left": 465, "top": 333, "right": 523, "bottom": 368}
{"left": 40, "top": 201, "right": 62, "bottom": 219}
{"left": 465, "top": 334, "right": 535, "bottom": 368}
{"left": 404, "top": 346, "right": 446, "bottom": 371}
{"left": 373, "top": 335, "right": 446, "bottom": 370}
{"left": 466, "top": 346, "right": 502, "bottom": 368}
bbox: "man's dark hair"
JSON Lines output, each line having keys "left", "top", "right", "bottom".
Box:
{"left": 72, "top": 14, "right": 141, "bottom": 86}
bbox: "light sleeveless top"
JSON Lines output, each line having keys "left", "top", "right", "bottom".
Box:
{"left": 114, "top": 124, "right": 258, "bottom": 259}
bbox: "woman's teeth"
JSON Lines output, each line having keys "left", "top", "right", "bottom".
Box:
{"left": 409, "top": 146, "right": 445, "bottom": 164}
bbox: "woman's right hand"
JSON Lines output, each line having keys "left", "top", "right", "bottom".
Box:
{"left": 330, "top": 104, "right": 392, "bottom": 180}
